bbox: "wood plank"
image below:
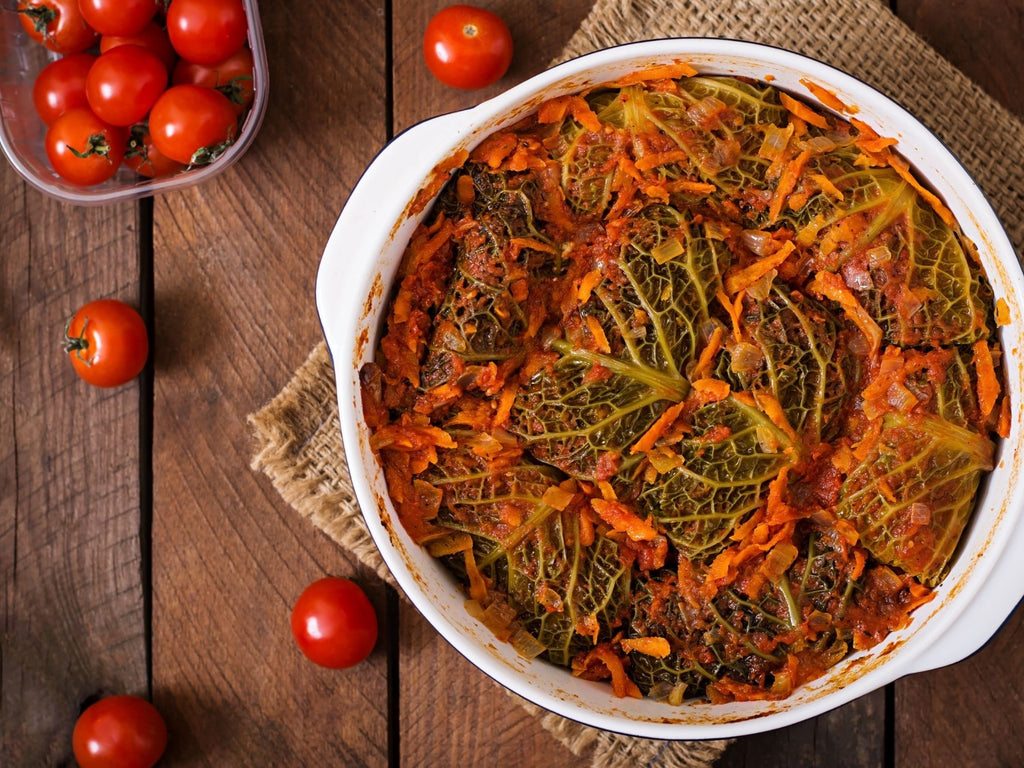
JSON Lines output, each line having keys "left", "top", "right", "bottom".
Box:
{"left": 390, "top": 2, "right": 592, "bottom": 765}
{"left": 718, "top": 693, "right": 886, "bottom": 768}
{"left": 897, "top": 0, "right": 1024, "bottom": 120}
{"left": 892, "top": 2, "right": 1024, "bottom": 766}
{"left": 149, "top": 1, "right": 391, "bottom": 764}
{"left": 0, "top": 171, "right": 148, "bottom": 763}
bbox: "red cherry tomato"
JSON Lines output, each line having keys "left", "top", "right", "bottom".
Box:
{"left": 17, "top": 0, "right": 98, "bottom": 54}
{"left": 125, "top": 125, "right": 185, "bottom": 178}
{"left": 32, "top": 52, "right": 95, "bottom": 126}
{"left": 64, "top": 299, "right": 149, "bottom": 387}
{"left": 172, "top": 46, "right": 255, "bottom": 115}
{"left": 72, "top": 695, "right": 167, "bottom": 768}
{"left": 148, "top": 84, "right": 238, "bottom": 165}
{"left": 166, "top": 0, "right": 248, "bottom": 65}
{"left": 101, "top": 20, "right": 178, "bottom": 74}
{"left": 290, "top": 577, "right": 378, "bottom": 669}
{"left": 86, "top": 45, "right": 168, "bottom": 127}
{"left": 45, "top": 108, "right": 126, "bottom": 186}
{"left": 78, "top": 0, "right": 158, "bottom": 37}
{"left": 423, "top": 5, "right": 513, "bottom": 90}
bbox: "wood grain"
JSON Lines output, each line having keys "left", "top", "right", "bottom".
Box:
{"left": 898, "top": 0, "right": 1024, "bottom": 120}
{"left": 149, "top": 1, "right": 391, "bottom": 765}
{"left": 0, "top": 168, "right": 148, "bottom": 764}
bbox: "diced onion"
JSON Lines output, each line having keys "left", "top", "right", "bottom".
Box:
{"left": 510, "top": 627, "right": 547, "bottom": 659}
{"left": 729, "top": 341, "right": 764, "bottom": 375}
{"left": 799, "top": 135, "right": 837, "bottom": 153}
{"left": 866, "top": 245, "right": 893, "bottom": 267}
{"left": 652, "top": 236, "right": 685, "bottom": 264}
{"left": 841, "top": 261, "right": 874, "bottom": 291}
{"left": 746, "top": 269, "right": 776, "bottom": 300}
{"left": 907, "top": 502, "right": 932, "bottom": 526}
{"left": 700, "top": 317, "right": 726, "bottom": 345}
{"left": 741, "top": 229, "right": 775, "bottom": 256}
{"left": 687, "top": 95, "right": 726, "bottom": 124}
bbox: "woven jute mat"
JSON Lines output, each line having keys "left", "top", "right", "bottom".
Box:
{"left": 250, "top": 1, "right": 1024, "bottom": 765}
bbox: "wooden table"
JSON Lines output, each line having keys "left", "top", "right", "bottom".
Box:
{"left": 4, "top": 1, "right": 1023, "bottom": 766}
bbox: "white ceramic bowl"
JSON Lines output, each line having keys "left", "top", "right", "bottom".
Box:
{"left": 317, "top": 39, "right": 1024, "bottom": 738}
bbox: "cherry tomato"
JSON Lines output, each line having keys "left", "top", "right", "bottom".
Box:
{"left": 17, "top": 0, "right": 98, "bottom": 54}
{"left": 64, "top": 299, "right": 148, "bottom": 387}
{"left": 290, "top": 577, "right": 378, "bottom": 669}
{"left": 78, "top": 0, "right": 158, "bottom": 37}
{"left": 423, "top": 5, "right": 513, "bottom": 90}
{"left": 72, "top": 695, "right": 167, "bottom": 768}
{"left": 166, "top": 0, "right": 248, "bottom": 65}
{"left": 45, "top": 108, "right": 126, "bottom": 186}
{"left": 32, "top": 52, "right": 95, "bottom": 126}
{"left": 86, "top": 45, "right": 168, "bottom": 127}
{"left": 101, "top": 20, "right": 178, "bottom": 73}
{"left": 124, "top": 125, "right": 185, "bottom": 178}
{"left": 148, "top": 84, "right": 238, "bottom": 165}
{"left": 172, "top": 46, "right": 254, "bottom": 115}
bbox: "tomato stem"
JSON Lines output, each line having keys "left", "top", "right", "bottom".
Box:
{"left": 17, "top": 6, "right": 57, "bottom": 36}
{"left": 63, "top": 315, "right": 94, "bottom": 366}
{"left": 68, "top": 134, "right": 114, "bottom": 161}
{"left": 188, "top": 139, "right": 233, "bottom": 168}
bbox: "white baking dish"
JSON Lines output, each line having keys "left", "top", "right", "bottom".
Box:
{"left": 316, "top": 38, "right": 1024, "bottom": 739}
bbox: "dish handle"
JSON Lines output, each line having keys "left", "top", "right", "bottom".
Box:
{"left": 906, "top": 524, "right": 1024, "bottom": 674}
{"left": 317, "top": 109, "right": 471, "bottom": 348}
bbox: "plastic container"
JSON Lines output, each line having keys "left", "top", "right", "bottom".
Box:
{"left": 0, "top": 0, "right": 269, "bottom": 204}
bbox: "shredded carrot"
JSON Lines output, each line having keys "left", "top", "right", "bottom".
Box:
{"left": 996, "top": 297, "right": 1011, "bottom": 327}
{"left": 753, "top": 391, "right": 798, "bottom": 444}
{"left": 585, "top": 315, "right": 612, "bottom": 353}
{"left": 807, "top": 271, "right": 883, "bottom": 358}
{"left": 691, "top": 325, "right": 725, "bottom": 380}
{"left": 809, "top": 173, "right": 843, "bottom": 200}
{"left": 667, "top": 179, "right": 718, "bottom": 195}
{"left": 800, "top": 78, "right": 855, "bottom": 113}
{"left": 779, "top": 91, "right": 829, "bottom": 129}
{"left": 614, "top": 62, "right": 698, "bottom": 86}
{"left": 724, "top": 240, "right": 795, "bottom": 295}
{"left": 856, "top": 135, "right": 899, "bottom": 154}
{"left": 692, "top": 377, "right": 731, "bottom": 403}
{"left": 577, "top": 268, "right": 603, "bottom": 303}
{"left": 591, "top": 498, "right": 658, "bottom": 541}
{"left": 716, "top": 288, "right": 745, "bottom": 341}
{"left": 583, "top": 646, "right": 643, "bottom": 699}
{"left": 597, "top": 479, "right": 617, "bottom": 500}
{"left": 635, "top": 150, "right": 692, "bottom": 172}
{"left": 510, "top": 236, "right": 557, "bottom": 255}
{"left": 473, "top": 132, "right": 518, "bottom": 168}
{"left": 972, "top": 340, "right": 1001, "bottom": 420}
{"left": 578, "top": 504, "right": 597, "bottom": 547}
{"left": 882, "top": 149, "right": 957, "bottom": 228}
{"left": 620, "top": 637, "right": 671, "bottom": 658}
{"left": 537, "top": 94, "right": 603, "bottom": 132}
{"left": 542, "top": 484, "right": 576, "bottom": 511}
{"left": 997, "top": 394, "right": 1012, "bottom": 438}
{"left": 630, "top": 401, "right": 686, "bottom": 455}
{"left": 768, "top": 150, "right": 811, "bottom": 222}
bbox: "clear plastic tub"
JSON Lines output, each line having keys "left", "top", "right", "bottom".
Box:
{"left": 0, "top": 0, "right": 269, "bottom": 205}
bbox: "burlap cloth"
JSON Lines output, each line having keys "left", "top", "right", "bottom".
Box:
{"left": 250, "top": 1, "right": 1024, "bottom": 765}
